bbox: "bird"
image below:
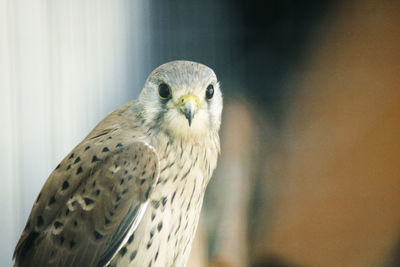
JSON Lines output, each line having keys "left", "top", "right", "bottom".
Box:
{"left": 13, "top": 60, "right": 222, "bottom": 267}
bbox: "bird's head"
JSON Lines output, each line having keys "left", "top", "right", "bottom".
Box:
{"left": 137, "top": 61, "right": 222, "bottom": 140}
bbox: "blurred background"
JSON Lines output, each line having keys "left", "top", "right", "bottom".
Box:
{"left": 1, "top": 0, "right": 400, "bottom": 266}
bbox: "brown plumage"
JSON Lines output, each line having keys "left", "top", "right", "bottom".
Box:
{"left": 14, "top": 61, "right": 222, "bottom": 267}
{"left": 14, "top": 103, "right": 160, "bottom": 266}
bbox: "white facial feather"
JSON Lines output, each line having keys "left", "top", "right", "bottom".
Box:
{"left": 136, "top": 61, "right": 222, "bottom": 140}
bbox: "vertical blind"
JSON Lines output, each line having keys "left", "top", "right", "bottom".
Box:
{"left": 0, "top": 1, "right": 149, "bottom": 265}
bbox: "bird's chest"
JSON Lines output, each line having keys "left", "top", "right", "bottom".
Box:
{"left": 145, "top": 172, "right": 205, "bottom": 267}
{"left": 115, "top": 140, "right": 214, "bottom": 267}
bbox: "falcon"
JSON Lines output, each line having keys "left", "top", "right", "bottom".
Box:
{"left": 13, "top": 60, "right": 222, "bottom": 267}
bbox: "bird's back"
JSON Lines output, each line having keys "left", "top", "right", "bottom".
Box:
{"left": 13, "top": 102, "right": 159, "bottom": 267}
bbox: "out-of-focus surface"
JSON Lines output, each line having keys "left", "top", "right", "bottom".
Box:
{"left": 256, "top": 1, "right": 400, "bottom": 266}
{"left": 2, "top": 0, "right": 400, "bottom": 266}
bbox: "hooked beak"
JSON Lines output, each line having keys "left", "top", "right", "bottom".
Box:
{"left": 177, "top": 94, "right": 199, "bottom": 127}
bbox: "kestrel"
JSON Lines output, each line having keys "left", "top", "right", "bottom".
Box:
{"left": 13, "top": 61, "right": 222, "bottom": 267}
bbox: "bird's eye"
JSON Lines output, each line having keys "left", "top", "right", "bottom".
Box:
{"left": 206, "top": 84, "right": 214, "bottom": 100}
{"left": 158, "top": 83, "right": 171, "bottom": 99}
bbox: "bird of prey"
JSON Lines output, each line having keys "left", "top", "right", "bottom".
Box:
{"left": 13, "top": 60, "right": 222, "bottom": 267}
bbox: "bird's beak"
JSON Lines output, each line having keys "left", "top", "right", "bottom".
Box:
{"left": 177, "top": 94, "right": 199, "bottom": 127}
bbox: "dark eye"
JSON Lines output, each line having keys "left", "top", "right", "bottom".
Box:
{"left": 206, "top": 84, "right": 214, "bottom": 100}
{"left": 158, "top": 83, "right": 171, "bottom": 99}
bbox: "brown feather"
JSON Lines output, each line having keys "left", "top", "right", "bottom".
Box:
{"left": 13, "top": 102, "right": 160, "bottom": 267}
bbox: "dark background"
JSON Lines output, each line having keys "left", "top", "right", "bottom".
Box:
{"left": 147, "top": 1, "right": 332, "bottom": 118}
